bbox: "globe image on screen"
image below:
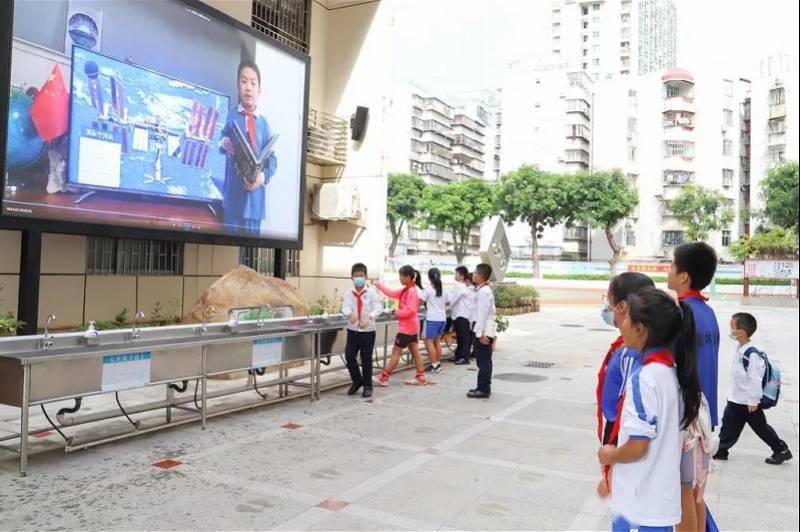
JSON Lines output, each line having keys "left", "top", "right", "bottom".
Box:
{"left": 6, "top": 88, "right": 45, "bottom": 169}
{"left": 68, "top": 12, "right": 99, "bottom": 49}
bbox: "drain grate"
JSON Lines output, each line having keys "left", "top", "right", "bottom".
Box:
{"left": 494, "top": 373, "right": 548, "bottom": 383}
{"left": 560, "top": 324, "right": 584, "bottom": 328}
{"left": 523, "top": 360, "right": 556, "bottom": 369}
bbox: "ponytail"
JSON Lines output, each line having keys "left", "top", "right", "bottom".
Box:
{"left": 428, "top": 268, "right": 443, "bottom": 297}
{"left": 413, "top": 269, "right": 423, "bottom": 289}
{"left": 675, "top": 300, "right": 701, "bottom": 429}
{"left": 627, "top": 288, "right": 701, "bottom": 429}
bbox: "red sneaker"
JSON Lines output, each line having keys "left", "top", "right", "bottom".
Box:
{"left": 376, "top": 372, "right": 390, "bottom": 387}
{"left": 405, "top": 374, "right": 428, "bottom": 386}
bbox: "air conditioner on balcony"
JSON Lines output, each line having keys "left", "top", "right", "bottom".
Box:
{"left": 312, "top": 183, "right": 361, "bottom": 221}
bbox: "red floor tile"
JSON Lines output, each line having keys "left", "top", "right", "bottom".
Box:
{"left": 316, "top": 498, "right": 350, "bottom": 512}
{"left": 152, "top": 459, "right": 182, "bottom": 469}
{"left": 282, "top": 423, "right": 302, "bottom": 430}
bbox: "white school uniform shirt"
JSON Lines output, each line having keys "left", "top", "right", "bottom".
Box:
{"left": 341, "top": 286, "right": 382, "bottom": 332}
{"left": 448, "top": 282, "right": 473, "bottom": 321}
{"left": 420, "top": 286, "right": 447, "bottom": 322}
{"left": 728, "top": 341, "right": 766, "bottom": 406}
{"left": 612, "top": 353, "right": 683, "bottom": 527}
{"left": 472, "top": 283, "right": 496, "bottom": 338}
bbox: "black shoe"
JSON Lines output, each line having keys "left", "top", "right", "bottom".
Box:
{"left": 765, "top": 449, "right": 793, "bottom": 465}
{"left": 467, "top": 389, "right": 491, "bottom": 399}
{"left": 454, "top": 359, "right": 470, "bottom": 366}
{"left": 362, "top": 387, "right": 373, "bottom": 398}
{"left": 713, "top": 450, "right": 729, "bottom": 461}
{"left": 347, "top": 383, "right": 362, "bottom": 396}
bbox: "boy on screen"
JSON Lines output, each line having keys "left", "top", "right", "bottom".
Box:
{"left": 220, "top": 61, "right": 277, "bottom": 236}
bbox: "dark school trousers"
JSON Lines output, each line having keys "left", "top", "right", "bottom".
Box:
{"left": 473, "top": 336, "right": 494, "bottom": 392}
{"left": 453, "top": 317, "right": 472, "bottom": 362}
{"left": 718, "top": 400, "right": 787, "bottom": 453}
{"left": 345, "top": 330, "right": 376, "bottom": 387}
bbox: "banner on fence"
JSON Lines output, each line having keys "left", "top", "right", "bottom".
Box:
{"left": 744, "top": 260, "right": 800, "bottom": 280}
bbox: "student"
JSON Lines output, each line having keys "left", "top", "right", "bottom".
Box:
{"left": 467, "top": 263, "right": 496, "bottom": 399}
{"left": 465, "top": 271, "right": 477, "bottom": 361}
{"left": 220, "top": 60, "right": 277, "bottom": 236}
{"left": 714, "top": 312, "right": 792, "bottom": 465}
{"left": 667, "top": 242, "right": 720, "bottom": 529}
{"left": 598, "top": 288, "right": 702, "bottom": 532}
{"left": 422, "top": 268, "right": 447, "bottom": 374}
{"left": 341, "top": 263, "right": 383, "bottom": 399}
{"left": 375, "top": 266, "right": 427, "bottom": 386}
{"left": 448, "top": 266, "right": 474, "bottom": 365}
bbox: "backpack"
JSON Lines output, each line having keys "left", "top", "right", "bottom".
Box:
{"left": 743, "top": 347, "right": 781, "bottom": 410}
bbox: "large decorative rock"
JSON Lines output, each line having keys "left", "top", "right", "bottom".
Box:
{"left": 186, "top": 265, "right": 309, "bottom": 324}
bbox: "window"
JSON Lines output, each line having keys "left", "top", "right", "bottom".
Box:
{"left": 723, "top": 79, "right": 734, "bottom": 97}
{"left": 286, "top": 249, "right": 300, "bottom": 277}
{"left": 593, "top": 30, "right": 600, "bottom": 38}
{"left": 627, "top": 116, "right": 637, "bottom": 132}
{"left": 626, "top": 230, "right": 636, "bottom": 247}
{"left": 621, "top": 12, "right": 631, "bottom": 23}
{"left": 723, "top": 139, "right": 733, "bottom": 156}
{"left": 723, "top": 109, "right": 733, "bottom": 126}
{"left": 593, "top": 45, "right": 600, "bottom": 54}
{"left": 593, "top": 3, "right": 601, "bottom": 10}
{"left": 582, "top": 6, "right": 589, "bottom": 15}
{"left": 239, "top": 247, "right": 275, "bottom": 275}
{"left": 722, "top": 168, "right": 734, "bottom": 188}
{"left": 583, "top": 62, "right": 588, "bottom": 70}
{"left": 664, "top": 84, "right": 680, "bottom": 98}
{"left": 583, "top": 48, "right": 588, "bottom": 56}
{"left": 768, "top": 144, "right": 786, "bottom": 164}
{"left": 583, "top": 34, "right": 589, "bottom": 42}
{"left": 583, "top": 21, "right": 589, "bottom": 29}
{"left": 664, "top": 140, "right": 694, "bottom": 157}
{"left": 769, "top": 117, "right": 786, "bottom": 134}
{"left": 593, "top": 16, "right": 600, "bottom": 23}
{"left": 722, "top": 230, "right": 731, "bottom": 247}
{"left": 663, "top": 230, "right": 685, "bottom": 247}
{"left": 621, "top": 27, "right": 631, "bottom": 39}
{"left": 769, "top": 87, "right": 785, "bottom": 105}
{"left": 593, "top": 58, "right": 600, "bottom": 66}
{"left": 663, "top": 170, "right": 693, "bottom": 185}
{"left": 86, "top": 237, "right": 183, "bottom": 276}
{"left": 627, "top": 146, "right": 637, "bottom": 161}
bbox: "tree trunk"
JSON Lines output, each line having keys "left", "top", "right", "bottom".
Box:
{"left": 605, "top": 224, "right": 621, "bottom": 277}
{"left": 388, "top": 220, "right": 404, "bottom": 258}
{"left": 530, "top": 216, "right": 541, "bottom": 279}
{"left": 454, "top": 231, "right": 466, "bottom": 266}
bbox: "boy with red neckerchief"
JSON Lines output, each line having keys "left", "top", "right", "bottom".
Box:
{"left": 341, "top": 263, "right": 383, "bottom": 398}
{"left": 467, "top": 263, "right": 496, "bottom": 399}
{"left": 667, "top": 241, "right": 720, "bottom": 532}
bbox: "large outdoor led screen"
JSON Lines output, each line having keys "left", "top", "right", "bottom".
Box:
{"left": 1, "top": 0, "right": 307, "bottom": 245}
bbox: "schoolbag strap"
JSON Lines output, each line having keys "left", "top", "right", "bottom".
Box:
{"left": 742, "top": 346, "right": 763, "bottom": 371}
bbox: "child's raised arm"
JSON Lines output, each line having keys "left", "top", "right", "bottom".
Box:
{"left": 375, "top": 282, "right": 402, "bottom": 299}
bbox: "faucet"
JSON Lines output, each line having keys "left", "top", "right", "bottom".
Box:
{"left": 42, "top": 313, "right": 56, "bottom": 350}
{"left": 131, "top": 310, "right": 145, "bottom": 341}
{"left": 201, "top": 305, "right": 216, "bottom": 334}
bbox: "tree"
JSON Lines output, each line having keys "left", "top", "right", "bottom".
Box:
{"left": 495, "top": 165, "right": 575, "bottom": 278}
{"left": 386, "top": 173, "right": 426, "bottom": 258}
{"left": 761, "top": 161, "right": 799, "bottom": 230}
{"left": 419, "top": 179, "right": 495, "bottom": 265}
{"left": 729, "top": 226, "right": 799, "bottom": 262}
{"left": 671, "top": 185, "right": 735, "bottom": 242}
{"left": 573, "top": 170, "right": 639, "bottom": 276}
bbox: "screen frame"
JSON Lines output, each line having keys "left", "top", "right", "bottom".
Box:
{"left": 0, "top": 0, "right": 309, "bottom": 250}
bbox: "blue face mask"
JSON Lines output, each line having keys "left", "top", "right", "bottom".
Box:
{"left": 600, "top": 307, "right": 615, "bottom": 327}
{"left": 353, "top": 277, "right": 366, "bottom": 289}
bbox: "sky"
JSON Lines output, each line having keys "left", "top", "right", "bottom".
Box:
{"left": 388, "top": 0, "right": 799, "bottom": 93}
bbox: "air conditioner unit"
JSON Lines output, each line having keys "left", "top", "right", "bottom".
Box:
{"left": 312, "top": 183, "right": 361, "bottom": 221}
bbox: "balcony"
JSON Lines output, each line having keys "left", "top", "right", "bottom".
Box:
{"left": 663, "top": 110, "right": 695, "bottom": 130}
{"left": 660, "top": 200, "right": 676, "bottom": 217}
{"left": 415, "top": 151, "right": 451, "bottom": 167}
{"left": 663, "top": 96, "right": 695, "bottom": 113}
{"left": 453, "top": 134, "right": 484, "bottom": 153}
{"left": 566, "top": 123, "right": 591, "bottom": 141}
{"left": 769, "top": 103, "right": 786, "bottom": 119}
{"left": 421, "top": 119, "right": 454, "bottom": 138}
{"left": 565, "top": 149, "right": 590, "bottom": 166}
{"left": 416, "top": 161, "right": 455, "bottom": 182}
{"left": 768, "top": 117, "right": 787, "bottom": 134}
{"left": 564, "top": 225, "right": 588, "bottom": 241}
{"left": 419, "top": 97, "right": 453, "bottom": 118}
{"left": 567, "top": 98, "right": 591, "bottom": 117}
{"left": 306, "top": 108, "right": 347, "bottom": 166}
{"left": 662, "top": 230, "right": 685, "bottom": 247}
{"left": 419, "top": 130, "right": 453, "bottom": 148}
{"left": 663, "top": 170, "right": 694, "bottom": 186}
{"left": 453, "top": 114, "right": 485, "bottom": 132}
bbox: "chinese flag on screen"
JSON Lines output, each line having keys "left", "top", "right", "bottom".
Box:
{"left": 30, "top": 65, "right": 69, "bottom": 142}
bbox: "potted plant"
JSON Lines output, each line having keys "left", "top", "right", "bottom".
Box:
{"left": 309, "top": 289, "right": 343, "bottom": 355}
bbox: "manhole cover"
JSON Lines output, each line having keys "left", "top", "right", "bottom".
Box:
{"left": 561, "top": 324, "right": 584, "bottom": 328}
{"left": 494, "top": 373, "right": 547, "bottom": 383}
{"left": 523, "top": 361, "right": 556, "bottom": 369}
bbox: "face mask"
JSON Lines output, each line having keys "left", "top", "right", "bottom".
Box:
{"left": 353, "top": 277, "right": 366, "bottom": 289}
{"left": 728, "top": 331, "right": 737, "bottom": 340}
{"left": 601, "top": 307, "right": 615, "bottom": 327}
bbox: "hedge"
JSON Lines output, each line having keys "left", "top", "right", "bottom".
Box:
{"left": 493, "top": 284, "right": 539, "bottom": 309}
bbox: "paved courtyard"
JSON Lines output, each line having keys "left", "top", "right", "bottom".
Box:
{"left": 1, "top": 299, "right": 798, "bottom": 530}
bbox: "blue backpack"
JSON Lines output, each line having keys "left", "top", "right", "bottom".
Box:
{"left": 743, "top": 347, "right": 781, "bottom": 409}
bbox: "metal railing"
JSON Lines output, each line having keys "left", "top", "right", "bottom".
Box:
{"left": 251, "top": 0, "right": 310, "bottom": 54}
{"left": 306, "top": 109, "right": 348, "bottom": 166}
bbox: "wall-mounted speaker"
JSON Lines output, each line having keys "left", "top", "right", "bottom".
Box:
{"left": 350, "top": 106, "right": 368, "bottom": 141}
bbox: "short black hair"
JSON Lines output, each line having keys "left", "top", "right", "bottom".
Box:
{"left": 732, "top": 312, "right": 757, "bottom": 337}
{"left": 238, "top": 60, "right": 261, "bottom": 85}
{"left": 351, "top": 263, "right": 367, "bottom": 276}
{"left": 455, "top": 266, "right": 469, "bottom": 278}
{"left": 673, "top": 242, "right": 717, "bottom": 290}
{"left": 474, "top": 263, "right": 492, "bottom": 282}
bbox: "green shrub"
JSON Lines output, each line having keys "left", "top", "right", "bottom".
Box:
{"left": 0, "top": 312, "right": 24, "bottom": 337}
{"left": 492, "top": 284, "right": 539, "bottom": 308}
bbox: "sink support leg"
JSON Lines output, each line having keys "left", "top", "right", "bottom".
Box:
{"left": 20, "top": 364, "right": 30, "bottom": 477}
{"left": 201, "top": 347, "right": 208, "bottom": 429}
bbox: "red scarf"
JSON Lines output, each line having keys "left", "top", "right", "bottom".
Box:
{"left": 601, "top": 348, "right": 674, "bottom": 494}
{"left": 678, "top": 290, "right": 708, "bottom": 302}
{"left": 475, "top": 282, "right": 491, "bottom": 292}
{"left": 242, "top": 109, "right": 257, "bottom": 150}
{"left": 596, "top": 335, "right": 625, "bottom": 442}
{"left": 353, "top": 289, "right": 366, "bottom": 320}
